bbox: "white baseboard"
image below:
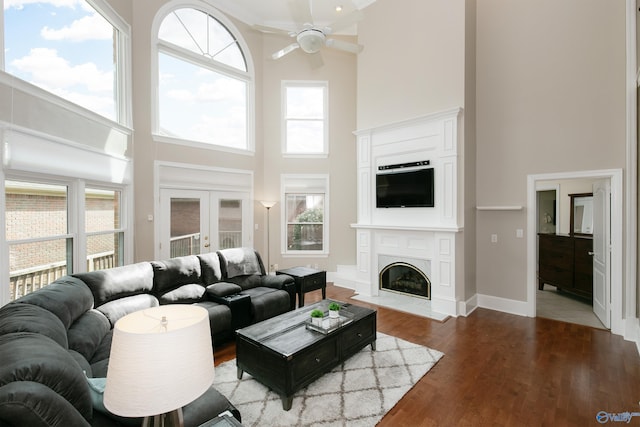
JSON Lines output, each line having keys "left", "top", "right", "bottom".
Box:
{"left": 476, "top": 293, "right": 530, "bottom": 317}
{"left": 458, "top": 294, "right": 478, "bottom": 317}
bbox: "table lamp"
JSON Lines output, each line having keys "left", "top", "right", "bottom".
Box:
{"left": 104, "top": 305, "right": 214, "bottom": 427}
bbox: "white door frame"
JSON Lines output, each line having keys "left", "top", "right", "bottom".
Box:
{"left": 154, "top": 161, "right": 255, "bottom": 260}
{"left": 526, "top": 169, "right": 623, "bottom": 336}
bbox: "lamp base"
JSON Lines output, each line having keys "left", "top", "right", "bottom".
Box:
{"left": 142, "top": 408, "right": 184, "bottom": 427}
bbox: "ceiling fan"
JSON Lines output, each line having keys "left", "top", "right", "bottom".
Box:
{"left": 255, "top": 0, "right": 364, "bottom": 67}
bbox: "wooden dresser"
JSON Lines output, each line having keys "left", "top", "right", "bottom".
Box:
{"left": 538, "top": 233, "right": 593, "bottom": 300}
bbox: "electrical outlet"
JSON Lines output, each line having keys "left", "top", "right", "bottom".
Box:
{"left": 491, "top": 234, "right": 498, "bottom": 243}
{"left": 516, "top": 229, "right": 524, "bottom": 238}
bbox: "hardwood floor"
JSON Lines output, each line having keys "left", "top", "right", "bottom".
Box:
{"left": 213, "top": 284, "right": 640, "bottom": 426}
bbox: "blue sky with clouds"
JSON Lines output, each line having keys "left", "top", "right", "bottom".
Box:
{"left": 4, "top": 0, "right": 115, "bottom": 119}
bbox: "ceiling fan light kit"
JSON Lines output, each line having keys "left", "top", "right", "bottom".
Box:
{"left": 297, "top": 29, "right": 326, "bottom": 53}
{"left": 256, "top": 0, "right": 364, "bottom": 67}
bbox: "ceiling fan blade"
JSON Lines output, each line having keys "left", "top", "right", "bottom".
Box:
{"left": 252, "top": 24, "right": 292, "bottom": 36}
{"left": 325, "top": 38, "right": 364, "bottom": 54}
{"left": 309, "top": 51, "right": 324, "bottom": 69}
{"left": 288, "top": 0, "right": 314, "bottom": 27}
{"left": 324, "top": 10, "right": 364, "bottom": 34}
{"left": 272, "top": 43, "right": 300, "bottom": 60}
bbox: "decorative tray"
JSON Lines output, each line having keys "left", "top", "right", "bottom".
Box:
{"left": 305, "top": 311, "right": 354, "bottom": 334}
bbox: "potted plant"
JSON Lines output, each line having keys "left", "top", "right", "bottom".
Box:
{"left": 328, "top": 302, "right": 340, "bottom": 318}
{"left": 310, "top": 309, "right": 324, "bottom": 326}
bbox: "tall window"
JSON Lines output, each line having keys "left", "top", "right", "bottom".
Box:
{"left": 282, "top": 175, "right": 329, "bottom": 255}
{"left": 5, "top": 179, "right": 126, "bottom": 301}
{"left": 85, "top": 187, "right": 124, "bottom": 270}
{"left": 2, "top": 0, "right": 129, "bottom": 123}
{"left": 283, "top": 81, "right": 328, "bottom": 156}
{"left": 155, "top": 6, "right": 253, "bottom": 151}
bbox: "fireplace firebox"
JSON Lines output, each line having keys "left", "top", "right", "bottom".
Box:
{"left": 379, "top": 262, "right": 431, "bottom": 299}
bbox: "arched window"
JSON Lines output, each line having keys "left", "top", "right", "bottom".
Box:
{"left": 153, "top": 4, "right": 254, "bottom": 152}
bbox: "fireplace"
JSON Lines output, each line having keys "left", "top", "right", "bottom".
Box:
{"left": 351, "top": 108, "right": 464, "bottom": 317}
{"left": 380, "top": 262, "right": 431, "bottom": 299}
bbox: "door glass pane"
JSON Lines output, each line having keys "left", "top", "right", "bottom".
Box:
{"left": 86, "top": 188, "right": 120, "bottom": 231}
{"left": 5, "top": 180, "right": 68, "bottom": 238}
{"left": 87, "top": 233, "right": 123, "bottom": 271}
{"left": 9, "top": 239, "right": 69, "bottom": 301}
{"left": 5, "top": 180, "right": 71, "bottom": 301}
{"left": 170, "top": 198, "right": 201, "bottom": 257}
{"left": 219, "top": 199, "right": 242, "bottom": 249}
{"left": 85, "top": 188, "right": 122, "bottom": 269}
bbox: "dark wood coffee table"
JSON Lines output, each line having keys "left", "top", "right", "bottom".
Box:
{"left": 235, "top": 300, "right": 377, "bottom": 410}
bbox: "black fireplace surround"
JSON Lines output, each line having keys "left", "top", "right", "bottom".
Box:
{"left": 379, "top": 262, "right": 431, "bottom": 299}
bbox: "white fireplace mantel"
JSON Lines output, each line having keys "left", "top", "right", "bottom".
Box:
{"left": 350, "top": 108, "right": 465, "bottom": 318}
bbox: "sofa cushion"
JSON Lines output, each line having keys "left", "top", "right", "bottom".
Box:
{"left": 159, "top": 284, "right": 206, "bottom": 304}
{"left": 0, "top": 303, "right": 68, "bottom": 349}
{"left": 226, "top": 273, "right": 262, "bottom": 291}
{"left": 0, "top": 332, "right": 92, "bottom": 422}
{"left": 241, "top": 288, "right": 291, "bottom": 322}
{"left": 14, "top": 277, "right": 94, "bottom": 330}
{"left": 89, "top": 330, "right": 113, "bottom": 365}
{"left": 0, "top": 381, "right": 91, "bottom": 427}
{"left": 198, "top": 252, "right": 223, "bottom": 285}
{"left": 195, "top": 301, "right": 233, "bottom": 337}
{"left": 67, "top": 309, "right": 111, "bottom": 361}
{"left": 68, "top": 349, "right": 92, "bottom": 378}
{"left": 206, "top": 282, "right": 242, "bottom": 298}
{"left": 217, "top": 248, "right": 262, "bottom": 278}
{"left": 97, "top": 294, "right": 159, "bottom": 327}
{"left": 151, "top": 255, "right": 202, "bottom": 295}
{"left": 74, "top": 262, "right": 154, "bottom": 307}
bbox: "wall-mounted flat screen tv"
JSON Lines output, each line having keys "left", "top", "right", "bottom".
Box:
{"left": 376, "top": 167, "right": 434, "bottom": 208}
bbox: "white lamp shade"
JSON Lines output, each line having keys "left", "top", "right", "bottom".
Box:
{"left": 104, "top": 305, "right": 214, "bottom": 417}
{"left": 260, "top": 200, "right": 277, "bottom": 209}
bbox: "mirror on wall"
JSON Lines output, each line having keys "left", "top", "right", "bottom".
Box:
{"left": 569, "top": 193, "right": 593, "bottom": 235}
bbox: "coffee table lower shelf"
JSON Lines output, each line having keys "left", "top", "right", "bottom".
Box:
{"left": 235, "top": 301, "right": 377, "bottom": 410}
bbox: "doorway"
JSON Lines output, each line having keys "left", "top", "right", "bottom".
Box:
{"left": 159, "top": 189, "right": 251, "bottom": 260}
{"left": 526, "top": 169, "right": 623, "bottom": 335}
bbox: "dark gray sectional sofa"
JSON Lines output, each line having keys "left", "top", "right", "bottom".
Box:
{"left": 0, "top": 247, "right": 295, "bottom": 427}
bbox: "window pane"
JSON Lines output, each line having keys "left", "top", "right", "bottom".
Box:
{"left": 159, "top": 8, "right": 246, "bottom": 72}
{"left": 159, "top": 52, "right": 247, "bottom": 149}
{"left": 286, "top": 120, "right": 324, "bottom": 153}
{"left": 286, "top": 86, "right": 324, "bottom": 118}
{"left": 284, "top": 84, "right": 326, "bottom": 154}
{"left": 87, "top": 233, "right": 123, "bottom": 271}
{"left": 86, "top": 188, "right": 121, "bottom": 232}
{"left": 4, "top": 1, "right": 117, "bottom": 120}
{"left": 5, "top": 181, "right": 68, "bottom": 239}
{"left": 9, "top": 239, "right": 69, "bottom": 301}
{"left": 286, "top": 194, "right": 324, "bottom": 251}
{"left": 286, "top": 224, "right": 323, "bottom": 251}
{"left": 219, "top": 199, "right": 242, "bottom": 249}
{"left": 170, "top": 198, "right": 201, "bottom": 257}
{"left": 286, "top": 194, "right": 324, "bottom": 222}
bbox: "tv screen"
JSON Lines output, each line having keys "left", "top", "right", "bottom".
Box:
{"left": 376, "top": 168, "right": 434, "bottom": 208}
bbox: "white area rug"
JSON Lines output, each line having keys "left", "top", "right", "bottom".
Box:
{"left": 213, "top": 333, "right": 444, "bottom": 426}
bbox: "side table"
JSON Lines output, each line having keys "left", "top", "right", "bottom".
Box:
{"left": 276, "top": 267, "right": 326, "bottom": 307}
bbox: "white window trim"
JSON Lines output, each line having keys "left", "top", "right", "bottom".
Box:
{"left": 281, "top": 80, "right": 329, "bottom": 158}
{"left": 150, "top": 1, "right": 256, "bottom": 153}
{"left": 280, "top": 174, "right": 330, "bottom": 257}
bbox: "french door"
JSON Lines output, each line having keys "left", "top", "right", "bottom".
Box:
{"left": 159, "top": 189, "right": 251, "bottom": 259}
